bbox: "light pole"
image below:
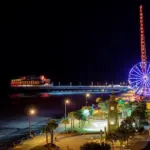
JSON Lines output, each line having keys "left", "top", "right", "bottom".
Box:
{"left": 85, "top": 93, "right": 90, "bottom": 106}
{"left": 65, "top": 99, "right": 69, "bottom": 119}
{"left": 64, "top": 99, "right": 69, "bottom": 132}
{"left": 28, "top": 108, "right": 36, "bottom": 137}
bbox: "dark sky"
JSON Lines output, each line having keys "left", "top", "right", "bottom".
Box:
{"left": 1, "top": 0, "right": 150, "bottom": 87}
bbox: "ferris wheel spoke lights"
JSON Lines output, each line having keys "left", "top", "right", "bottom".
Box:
{"left": 129, "top": 62, "right": 150, "bottom": 95}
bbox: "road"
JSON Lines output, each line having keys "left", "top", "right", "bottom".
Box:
{"left": 10, "top": 130, "right": 150, "bottom": 150}
{"left": 10, "top": 134, "right": 104, "bottom": 150}
{"left": 10, "top": 133, "right": 127, "bottom": 150}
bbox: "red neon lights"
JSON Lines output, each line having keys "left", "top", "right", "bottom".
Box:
{"left": 139, "top": 5, "right": 147, "bottom": 72}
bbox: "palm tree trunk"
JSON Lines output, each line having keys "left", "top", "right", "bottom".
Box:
{"left": 127, "top": 138, "right": 129, "bottom": 146}
{"left": 46, "top": 131, "right": 48, "bottom": 145}
{"left": 51, "top": 131, "right": 54, "bottom": 145}
{"left": 111, "top": 142, "right": 114, "bottom": 150}
{"left": 88, "top": 118, "right": 90, "bottom": 125}
{"left": 83, "top": 120, "right": 85, "bottom": 128}
{"left": 73, "top": 118, "right": 74, "bottom": 129}
{"left": 65, "top": 123, "right": 66, "bottom": 132}
{"left": 120, "top": 140, "right": 122, "bottom": 150}
{"left": 79, "top": 120, "right": 80, "bottom": 128}
{"left": 71, "top": 119, "right": 72, "bottom": 131}
{"left": 81, "top": 120, "right": 83, "bottom": 129}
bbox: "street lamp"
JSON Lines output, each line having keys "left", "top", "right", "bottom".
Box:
{"left": 85, "top": 93, "right": 90, "bottom": 106}
{"left": 64, "top": 99, "right": 70, "bottom": 132}
{"left": 28, "top": 108, "right": 36, "bottom": 137}
{"left": 65, "top": 99, "right": 69, "bottom": 119}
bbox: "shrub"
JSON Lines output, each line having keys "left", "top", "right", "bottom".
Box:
{"left": 80, "top": 142, "right": 111, "bottom": 150}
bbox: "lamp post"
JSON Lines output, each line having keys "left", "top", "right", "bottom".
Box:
{"left": 65, "top": 99, "right": 69, "bottom": 119}
{"left": 64, "top": 99, "right": 69, "bottom": 132}
{"left": 28, "top": 108, "right": 36, "bottom": 137}
{"left": 85, "top": 93, "right": 90, "bottom": 106}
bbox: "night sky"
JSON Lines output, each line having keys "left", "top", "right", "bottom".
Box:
{"left": 1, "top": 0, "right": 150, "bottom": 89}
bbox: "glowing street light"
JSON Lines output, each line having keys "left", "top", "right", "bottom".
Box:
{"left": 65, "top": 99, "right": 69, "bottom": 104}
{"left": 65, "top": 99, "right": 70, "bottom": 119}
{"left": 64, "top": 99, "right": 70, "bottom": 132}
{"left": 30, "top": 109, "right": 35, "bottom": 115}
{"left": 28, "top": 108, "right": 36, "bottom": 137}
{"left": 86, "top": 93, "right": 90, "bottom": 97}
{"left": 85, "top": 93, "right": 90, "bottom": 106}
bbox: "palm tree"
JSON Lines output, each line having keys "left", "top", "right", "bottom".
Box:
{"left": 131, "top": 109, "right": 140, "bottom": 127}
{"left": 42, "top": 125, "right": 49, "bottom": 145}
{"left": 74, "top": 110, "right": 86, "bottom": 128}
{"left": 98, "top": 100, "right": 108, "bottom": 119}
{"left": 43, "top": 119, "right": 58, "bottom": 146}
{"left": 61, "top": 118, "right": 69, "bottom": 132}
{"left": 116, "top": 117, "right": 135, "bottom": 147}
{"left": 82, "top": 106, "right": 94, "bottom": 116}
{"left": 131, "top": 101, "right": 147, "bottom": 127}
{"left": 96, "top": 97, "right": 102, "bottom": 103}
{"left": 68, "top": 112, "right": 75, "bottom": 131}
{"left": 138, "top": 101, "right": 147, "bottom": 121}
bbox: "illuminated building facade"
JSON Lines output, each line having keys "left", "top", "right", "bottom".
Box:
{"left": 10, "top": 75, "right": 50, "bottom": 87}
{"left": 108, "top": 94, "right": 119, "bottom": 133}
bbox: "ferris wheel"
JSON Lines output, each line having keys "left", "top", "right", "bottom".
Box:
{"left": 128, "top": 5, "right": 150, "bottom": 96}
{"left": 128, "top": 62, "right": 150, "bottom": 95}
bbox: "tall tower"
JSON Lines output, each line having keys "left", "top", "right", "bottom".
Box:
{"left": 128, "top": 5, "right": 150, "bottom": 96}
{"left": 140, "top": 5, "right": 147, "bottom": 71}
{"left": 108, "top": 94, "right": 119, "bottom": 133}
{"left": 139, "top": 5, "right": 147, "bottom": 95}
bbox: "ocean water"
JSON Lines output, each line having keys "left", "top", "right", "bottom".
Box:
{"left": 0, "top": 92, "right": 123, "bottom": 145}
{"left": 9, "top": 93, "right": 110, "bottom": 118}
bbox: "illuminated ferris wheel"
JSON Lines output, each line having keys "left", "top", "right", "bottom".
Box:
{"left": 128, "top": 62, "right": 150, "bottom": 95}
{"left": 128, "top": 5, "right": 150, "bottom": 96}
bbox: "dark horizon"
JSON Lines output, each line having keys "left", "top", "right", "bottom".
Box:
{"left": 1, "top": 0, "right": 150, "bottom": 92}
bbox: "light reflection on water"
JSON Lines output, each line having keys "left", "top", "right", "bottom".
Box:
{"left": 10, "top": 92, "right": 110, "bottom": 118}
{"left": 10, "top": 91, "right": 122, "bottom": 98}
{"left": 10, "top": 91, "right": 135, "bottom": 118}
